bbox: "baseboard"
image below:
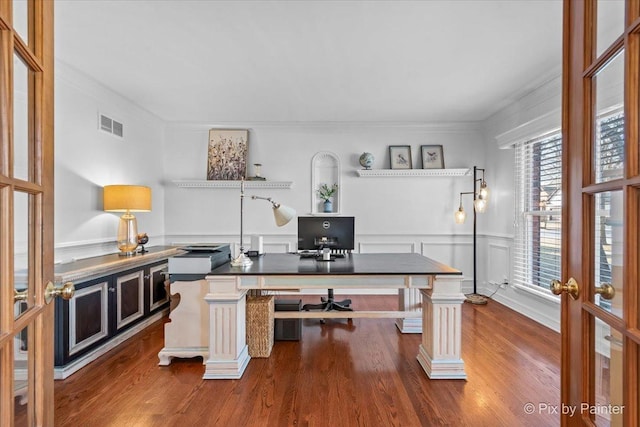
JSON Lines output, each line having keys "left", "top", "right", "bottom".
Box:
{"left": 488, "top": 291, "right": 560, "bottom": 332}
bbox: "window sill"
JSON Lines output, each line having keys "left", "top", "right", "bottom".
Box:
{"left": 513, "top": 283, "right": 561, "bottom": 304}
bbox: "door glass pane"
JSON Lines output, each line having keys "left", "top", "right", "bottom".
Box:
{"left": 14, "top": 191, "right": 31, "bottom": 318}
{"left": 12, "top": 0, "right": 29, "bottom": 43}
{"left": 596, "top": 0, "right": 625, "bottom": 57}
{"left": 594, "top": 50, "right": 624, "bottom": 183}
{"left": 594, "top": 191, "right": 623, "bottom": 316}
{"left": 13, "top": 52, "right": 29, "bottom": 181}
{"left": 593, "top": 318, "right": 624, "bottom": 426}
{"left": 14, "top": 325, "right": 31, "bottom": 427}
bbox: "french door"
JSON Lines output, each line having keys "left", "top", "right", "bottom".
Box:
{"left": 0, "top": 1, "right": 55, "bottom": 425}
{"left": 562, "top": 0, "right": 640, "bottom": 425}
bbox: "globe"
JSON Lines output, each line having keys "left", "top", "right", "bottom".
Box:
{"left": 359, "top": 152, "right": 374, "bottom": 169}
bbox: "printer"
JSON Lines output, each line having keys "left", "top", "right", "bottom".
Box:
{"left": 168, "top": 244, "right": 231, "bottom": 282}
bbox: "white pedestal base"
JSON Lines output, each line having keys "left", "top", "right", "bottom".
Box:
{"left": 157, "top": 280, "right": 209, "bottom": 366}
{"left": 417, "top": 344, "right": 467, "bottom": 380}
{"left": 417, "top": 276, "right": 467, "bottom": 380}
{"left": 203, "top": 345, "right": 250, "bottom": 379}
{"left": 158, "top": 347, "right": 208, "bottom": 366}
{"left": 203, "top": 276, "right": 250, "bottom": 380}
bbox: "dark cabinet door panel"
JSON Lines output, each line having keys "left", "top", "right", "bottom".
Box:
{"left": 116, "top": 271, "right": 144, "bottom": 330}
{"left": 70, "top": 281, "right": 109, "bottom": 356}
{"left": 149, "top": 263, "right": 169, "bottom": 312}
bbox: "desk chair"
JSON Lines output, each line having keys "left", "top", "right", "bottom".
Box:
{"left": 302, "top": 250, "right": 353, "bottom": 321}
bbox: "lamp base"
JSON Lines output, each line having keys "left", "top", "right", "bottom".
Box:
{"left": 230, "top": 252, "right": 253, "bottom": 267}
{"left": 116, "top": 212, "right": 139, "bottom": 256}
{"left": 117, "top": 251, "right": 137, "bottom": 257}
{"left": 465, "top": 293, "right": 488, "bottom": 305}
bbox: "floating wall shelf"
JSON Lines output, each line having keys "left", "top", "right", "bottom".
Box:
{"left": 172, "top": 180, "right": 293, "bottom": 189}
{"left": 356, "top": 168, "right": 471, "bottom": 178}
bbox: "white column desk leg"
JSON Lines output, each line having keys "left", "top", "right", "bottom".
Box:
{"left": 396, "top": 288, "right": 423, "bottom": 333}
{"left": 203, "top": 275, "right": 250, "bottom": 380}
{"left": 417, "top": 275, "right": 467, "bottom": 380}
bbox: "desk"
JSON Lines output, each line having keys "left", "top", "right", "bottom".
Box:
{"left": 159, "top": 253, "right": 466, "bottom": 380}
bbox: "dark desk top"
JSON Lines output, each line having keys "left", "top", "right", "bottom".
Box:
{"left": 209, "top": 253, "right": 461, "bottom": 276}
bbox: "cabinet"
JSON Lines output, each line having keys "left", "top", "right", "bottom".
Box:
{"left": 53, "top": 246, "right": 180, "bottom": 379}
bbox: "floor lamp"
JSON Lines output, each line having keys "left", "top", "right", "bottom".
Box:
{"left": 454, "top": 166, "right": 489, "bottom": 305}
{"left": 231, "top": 180, "right": 296, "bottom": 267}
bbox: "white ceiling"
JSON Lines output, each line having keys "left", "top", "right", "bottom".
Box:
{"left": 54, "top": 0, "right": 563, "bottom": 124}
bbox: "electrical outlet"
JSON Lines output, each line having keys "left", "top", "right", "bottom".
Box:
{"left": 500, "top": 276, "right": 509, "bottom": 288}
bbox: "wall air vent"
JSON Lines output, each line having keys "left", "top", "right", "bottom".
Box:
{"left": 98, "top": 113, "right": 124, "bottom": 139}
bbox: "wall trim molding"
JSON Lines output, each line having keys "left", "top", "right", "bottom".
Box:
{"left": 165, "top": 121, "right": 483, "bottom": 132}
{"left": 489, "top": 290, "right": 560, "bottom": 332}
{"left": 54, "top": 232, "right": 562, "bottom": 333}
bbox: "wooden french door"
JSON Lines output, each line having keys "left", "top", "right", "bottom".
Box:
{"left": 562, "top": 0, "right": 640, "bottom": 425}
{"left": 0, "top": 1, "right": 55, "bottom": 426}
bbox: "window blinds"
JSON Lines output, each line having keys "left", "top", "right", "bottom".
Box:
{"left": 513, "top": 132, "right": 562, "bottom": 290}
{"left": 595, "top": 113, "right": 624, "bottom": 182}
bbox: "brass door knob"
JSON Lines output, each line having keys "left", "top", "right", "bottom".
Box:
{"left": 595, "top": 283, "right": 615, "bottom": 300}
{"left": 551, "top": 277, "right": 580, "bottom": 300}
{"left": 45, "top": 281, "right": 75, "bottom": 304}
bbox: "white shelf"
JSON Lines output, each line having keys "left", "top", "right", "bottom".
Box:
{"left": 172, "top": 180, "right": 293, "bottom": 189}
{"left": 356, "top": 168, "right": 470, "bottom": 177}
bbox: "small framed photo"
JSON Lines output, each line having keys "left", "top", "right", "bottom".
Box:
{"left": 421, "top": 145, "right": 445, "bottom": 169}
{"left": 389, "top": 145, "right": 412, "bottom": 169}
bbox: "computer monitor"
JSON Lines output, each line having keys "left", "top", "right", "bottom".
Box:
{"left": 297, "top": 216, "right": 355, "bottom": 251}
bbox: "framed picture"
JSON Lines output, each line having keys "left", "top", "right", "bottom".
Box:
{"left": 207, "top": 129, "right": 248, "bottom": 180}
{"left": 389, "top": 145, "right": 412, "bottom": 169}
{"left": 421, "top": 145, "right": 445, "bottom": 169}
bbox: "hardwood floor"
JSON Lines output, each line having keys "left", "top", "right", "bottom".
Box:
{"left": 54, "top": 296, "right": 560, "bottom": 426}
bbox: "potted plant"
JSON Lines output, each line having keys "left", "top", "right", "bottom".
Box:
{"left": 317, "top": 183, "right": 338, "bottom": 213}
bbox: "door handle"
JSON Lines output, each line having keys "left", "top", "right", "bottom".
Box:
{"left": 550, "top": 277, "right": 580, "bottom": 300}
{"left": 45, "top": 281, "right": 75, "bottom": 304}
{"left": 595, "top": 283, "right": 615, "bottom": 300}
{"left": 14, "top": 289, "right": 28, "bottom": 303}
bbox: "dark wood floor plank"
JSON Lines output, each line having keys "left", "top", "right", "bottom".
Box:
{"left": 54, "top": 296, "right": 560, "bottom": 426}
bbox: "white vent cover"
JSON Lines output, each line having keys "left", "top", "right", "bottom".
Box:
{"left": 98, "top": 113, "right": 124, "bottom": 138}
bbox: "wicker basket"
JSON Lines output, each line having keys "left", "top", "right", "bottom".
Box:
{"left": 246, "top": 295, "right": 274, "bottom": 358}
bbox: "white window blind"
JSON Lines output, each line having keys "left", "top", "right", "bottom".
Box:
{"left": 595, "top": 112, "right": 624, "bottom": 182}
{"left": 513, "top": 112, "right": 624, "bottom": 293}
{"left": 514, "top": 132, "right": 562, "bottom": 290}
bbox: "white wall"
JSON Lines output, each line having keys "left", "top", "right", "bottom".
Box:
{"left": 481, "top": 75, "right": 562, "bottom": 331}
{"left": 52, "top": 62, "right": 564, "bottom": 332}
{"left": 54, "top": 61, "right": 167, "bottom": 262}
{"left": 162, "top": 123, "right": 485, "bottom": 279}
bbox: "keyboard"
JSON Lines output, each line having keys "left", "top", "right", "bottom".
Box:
{"left": 298, "top": 252, "right": 317, "bottom": 259}
{"left": 297, "top": 252, "right": 345, "bottom": 259}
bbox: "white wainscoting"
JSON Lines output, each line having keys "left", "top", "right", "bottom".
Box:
{"left": 57, "top": 232, "right": 559, "bottom": 331}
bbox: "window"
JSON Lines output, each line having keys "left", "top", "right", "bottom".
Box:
{"left": 513, "top": 112, "right": 624, "bottom": 294}
{"left": 513, "top": 132, "right": 562, "bottom": 291}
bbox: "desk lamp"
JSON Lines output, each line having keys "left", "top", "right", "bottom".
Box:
{"left": 104, "top": 185, "right": 152, "bottom": 256}
{"left": 454, "top": 166, "right": 489, "bottom": 305}
{"left": 231, "top": 180, "right": 296, "bottom": 267}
